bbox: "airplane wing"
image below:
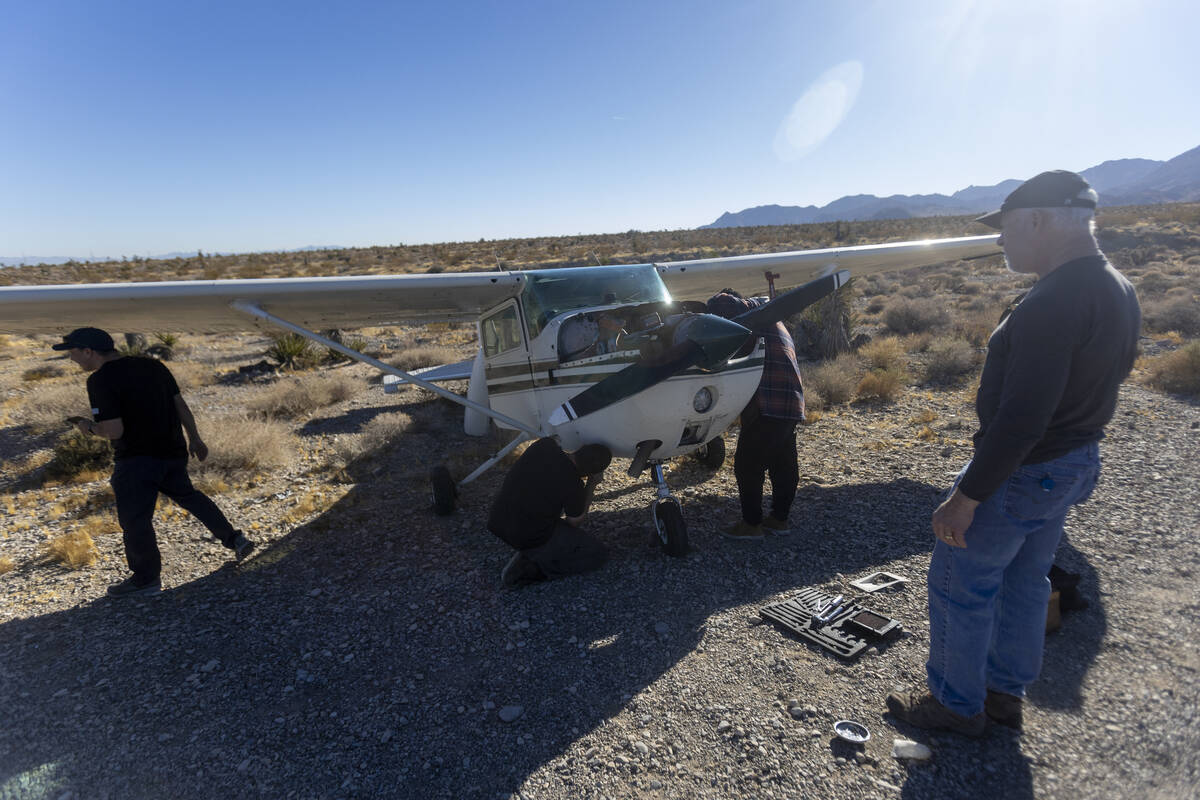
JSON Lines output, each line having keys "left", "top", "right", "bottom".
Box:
{"left": 0, "top": 272, "right": 525, "bottom": 334}
{"left": 654, "top": 235, "right": 1000, "bottom": 300}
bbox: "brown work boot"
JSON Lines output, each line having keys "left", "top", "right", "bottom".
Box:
{"left": 985, "top": 690, "right": 1023, "bottom": 731}
{"left": 721, "top": 521, "right": 764, "bottom": 541}
{"left": 885, "top": 691, "right": 986, "bottom": 737}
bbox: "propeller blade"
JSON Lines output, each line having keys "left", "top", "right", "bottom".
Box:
{"left": 549, "top": 314, "right": 750, "bottom": 426}
{"left": 732, "top": 269, "right": 850, "bottom": 330}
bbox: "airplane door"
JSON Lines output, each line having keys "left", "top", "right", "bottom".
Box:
{"left": 479, "top": 301, "right": 539, "bottom": 430}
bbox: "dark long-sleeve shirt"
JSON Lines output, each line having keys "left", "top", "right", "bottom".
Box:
{"left": 959, "top": 255, "right": 1140, "bottom": 501}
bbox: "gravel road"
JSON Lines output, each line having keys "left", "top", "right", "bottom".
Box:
{"left": 2, "top": 379, "right": 1198, "bottom": 800}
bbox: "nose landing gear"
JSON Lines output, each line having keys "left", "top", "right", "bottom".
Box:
{"left": 648, "top": 462, "right": 688, "bottom": 557}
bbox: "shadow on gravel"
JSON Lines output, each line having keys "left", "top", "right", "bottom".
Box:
{"left": 0, "top": 456, "right": 1084, "bottom": 799}
{"left": 1031, "top": 534, "right": 1107, "bottom": 712}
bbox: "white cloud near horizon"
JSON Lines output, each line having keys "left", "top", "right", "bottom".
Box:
{"left": 773, "top": 61, "right": 864, "bottom": 162}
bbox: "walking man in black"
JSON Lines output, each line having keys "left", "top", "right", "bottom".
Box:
{"left": 55, "top": 327, "right": 255, "bottom": 597}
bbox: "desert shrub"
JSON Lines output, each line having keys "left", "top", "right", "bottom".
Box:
{"left": 334, "top": 411, "right": 413, "bottom": 465}
{"left": 389, "top": 345, "right": 463, "bottom": 373}
{"left": 855, "top": 367, "right": 906, "bottom": 403}
{"left": 44, "top": 431, "right": 113, "bottom": 480}
{"left": 1142, "top": 296, "right": 1200, "bottom": 336}
{"left": 863, "top": 296, "right": 886, "bottom": 315}
{"left": 858, "top": 336, "right": 906, "bottom": 371}
{"left": 1137, "top": 269, "right": 1174, "bottom": 295}
{"left": 954, "top": 309, "right": 1001, "bottom": 347}
{"left": 22, "top": 364, "right": 66, "bottom": 382}
{"left": 267, "top": 333, "right": 322, "bottom": 370}
{"left": 802, "top": 356, "right": 859, "bottom": 406}
{"left": 45, "top": 531, "right": 98, "bottom": 569}
{"left": 248, "top": 374, "right": 357, "bottom": 419}
{"left": 324, "top": 335, "right": 368, "bottom": 364}
{"left": 1143, "top": 341, "right": 1200, "bottom": 396}
{"left": 191, "top": 415, "right": 294, "bottom": 476}
{"left": 924, "top": 337, "right": 981, "bottom": 384}
{"left": 884, "top": 297, "right": 950, "bottom": 335}
{"left": 959, "top": 281, "right": 984, "bottom": 296}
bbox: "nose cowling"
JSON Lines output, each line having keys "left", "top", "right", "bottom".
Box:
{"left": 674, "top": 314, "right": 752, "bottom": 369}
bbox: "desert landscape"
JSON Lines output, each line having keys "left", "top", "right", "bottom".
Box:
{"left": 1, "top": 207, "right": 1198, "bottom": 799}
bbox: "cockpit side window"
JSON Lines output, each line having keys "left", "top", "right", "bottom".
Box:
{"left": 480, "top": 304, "right": 523, "bottom": 358}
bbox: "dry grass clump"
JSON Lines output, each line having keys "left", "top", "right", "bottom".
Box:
{"left": 192, "top": 415, "right": 295, "bottom": 476}
{"left": 924, "top": 337, "right": 981, "bottom": 385}
{"left": 1143, "top": 341, "right": 1200, "bottom": 396}
{"left": 389, "top": 345, "right": 465, "bottom": 373}
{"left": 884, "top": 297, "right": 950, "bottom": 335}
{"left": 1142, "top": 295, "right": 1200, "bottom": 336}
{"left": 0, "top": 556, "right": 15, "bottom": 574}
{"left": 858, "top": 336, "right": 906, "bottom": 371}
{"left": 248, "top": 374, "right": 357, "bottom": 419}
{"left": 334, "top": 411, "right": 413, "bottom": 465}
{"left": 802, "top": 356, "right": 859, "bottom": 407}
{"left": 954, "top": 309, "right": 1001, "bottom": 348}
{"left": 855, "top": 367, "right": 907, "bottom": 403}
{"left": 45, "top": 531, "right": 99, "bottom": 569}
{"left": 21, "top": 364, "right": 66, "bottom": 382}
{"left": 18, "top": 382, "right": 91, "bottom": 434}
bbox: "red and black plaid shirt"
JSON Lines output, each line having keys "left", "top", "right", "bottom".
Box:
{"left": 709, "top": 293, "right": 805, "bottom": 422}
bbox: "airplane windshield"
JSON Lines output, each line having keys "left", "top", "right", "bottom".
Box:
{"left": 521, "top": 265, "right": 671, "bottom": 339}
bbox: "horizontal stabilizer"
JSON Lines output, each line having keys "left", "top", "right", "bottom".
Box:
{"left": 382, "top": 358, "right": 473, "bottom": 393}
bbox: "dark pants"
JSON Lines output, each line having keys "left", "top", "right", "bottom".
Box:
{"left": 111, "top": 456, "right": 237, "bottom": 583}
{"left": 734, "top": 415, "right": 799, "bottom": 525}
{"left": 502, "top": 520, "right": 607, "bottom": 582}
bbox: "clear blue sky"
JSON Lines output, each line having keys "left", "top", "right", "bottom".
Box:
{"left": 3, "top": 0, "right": 1197, "bottom": 259}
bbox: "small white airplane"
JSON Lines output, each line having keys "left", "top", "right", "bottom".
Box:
{"left": 0, "top": 234, "right": 999, "bottom": 555}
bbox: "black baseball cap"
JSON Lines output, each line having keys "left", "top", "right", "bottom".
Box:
{"left": 976, "top": 170, "right": 1099, "bottom": 229}
{"left": 51, "top": 327, "right": 116, "bottom": 351}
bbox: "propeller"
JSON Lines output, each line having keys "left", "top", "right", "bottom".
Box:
{"left": 547, "top": 269, "right": 849, "bottom": 426}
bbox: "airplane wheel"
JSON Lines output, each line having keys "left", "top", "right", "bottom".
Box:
{"left": 430, "top": 466, "right": 457, "bottom": 516}
{"left": 694, "top": 436, "right": 725, "bottom": 469}
{"left": 652, "top": 501, "right": 688, "bottom": 558}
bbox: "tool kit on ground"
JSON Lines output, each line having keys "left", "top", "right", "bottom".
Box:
{"left": 760, "top": 586, "right": 901, "bottom": 659}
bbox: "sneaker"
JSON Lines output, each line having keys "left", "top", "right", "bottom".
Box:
{"left": 761, "top": 516, "right": 791, "bottom": 536}
{"left": 985, "top": 690, "right": 1023, "bottom": 731}
{"left": 501, "top": 552, "right": 547, "bottom": 587}
{"left": 232, "top": 533, "right": 256, "bottom": 562}
{"left": 721, "top": 521, "right": 764, "bottom": 541}
{"left": 107, "top": 577, "right": 162, "bottom": 597}
{"left": 885, "top": 690, "right": 986, "bottom": 737}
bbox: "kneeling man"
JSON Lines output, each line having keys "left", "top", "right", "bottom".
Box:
{"left": 488, "top": 439, "right": 612, "bottom": 587}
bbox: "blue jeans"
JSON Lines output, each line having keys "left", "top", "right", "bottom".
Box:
{"left": 926, "top": 442, "right": 1100, "bottom": 716}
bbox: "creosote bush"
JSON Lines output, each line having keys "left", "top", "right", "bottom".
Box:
{"left": 1143, "top": 341, "right": 1200, "bottom": 396}
{"left": 191, "top": 415, "right": 295, "bottom": 477}
{"left": 1142, "top": 296, "right": 1200, "bottom": 336}
{"left": 802, "top": 356, "right": 859, "bottom": 407}
{"left": 884, "top": 297, "right": 951, "bottom": 335}
{"left": 924, "top": 337, "right": 981, "bottom": 385}
{"left": 249, "top": 374, "right": 357, "bottom": 419}
{"left": 44, "top": 431, "right": 113, "bottom": 481}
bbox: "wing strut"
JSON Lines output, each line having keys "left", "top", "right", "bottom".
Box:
{"left": 230, "top": 301, "right": 541, "bottom": 436}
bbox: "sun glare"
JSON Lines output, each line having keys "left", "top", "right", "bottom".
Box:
{"left": 773, "top": 61, "right": 864, "bottom": 162}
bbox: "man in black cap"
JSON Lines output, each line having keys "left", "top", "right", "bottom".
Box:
{"left": 886, "top": 171, "right": 1141, "bottom": 735}
{"left": 55, "top": 327, "right": 255, "bottom": 597}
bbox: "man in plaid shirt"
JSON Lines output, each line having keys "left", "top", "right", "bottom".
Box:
{"left": 707, "top": 290, "right": 806, "bottom": 540}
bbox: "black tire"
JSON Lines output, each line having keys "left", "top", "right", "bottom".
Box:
{"left": 430, "top": 466, "right": 457, "bottom": 516}
{"left": 652, "top": 501, "right": 688, "bottom": 558}
{"left": 694, "top": 436, "right": 726, "bottom": 469}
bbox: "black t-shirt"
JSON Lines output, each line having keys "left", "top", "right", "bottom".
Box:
{"left": 86, "top": 357, "right": 188, "bottom": 460}
{"left": 960, "top": 256, "right": 1141, "bottom": 501}
{"left": 488, "top": 438, "right": 587, "bottom": 550}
